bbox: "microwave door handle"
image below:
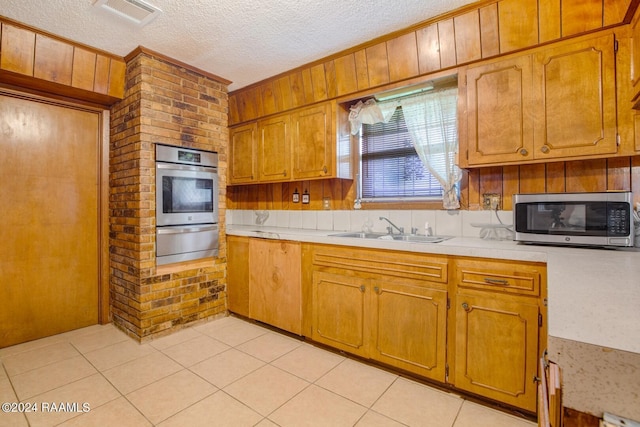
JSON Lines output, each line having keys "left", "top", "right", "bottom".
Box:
{"left": 157, "top": 225, "right": 218, "bottom": 235}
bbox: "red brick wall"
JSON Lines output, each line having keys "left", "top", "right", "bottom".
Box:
{"left": 109, "top": 51, "right": 228, "bottom": 341}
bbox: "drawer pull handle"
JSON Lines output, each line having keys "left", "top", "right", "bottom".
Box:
{"left": 462, "top": 302, "right": 470, "bottom": 312}
{"left": 484, "top": 278, "right": 509, "bottom": 286}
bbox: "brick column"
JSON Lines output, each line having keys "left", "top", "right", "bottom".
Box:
{"left": 109, "top": 49, "right": 229, "bottom": 342}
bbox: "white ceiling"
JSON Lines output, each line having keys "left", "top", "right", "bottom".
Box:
{"left": 1, "top": 0, "right": 477, "bottom": 91}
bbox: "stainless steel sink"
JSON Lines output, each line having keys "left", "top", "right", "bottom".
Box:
{"left": 330, "top": 232, "right": 451, "bottom": 243}
{"left": 329, "top": 232, "right": 388, "bottom": 239}
{"left": 390, "top": 235, "right": 450, "bottom": 243}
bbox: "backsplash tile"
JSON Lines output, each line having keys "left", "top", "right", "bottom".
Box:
{"left": 228, "top": 209, "right": 514, "bottom": 239}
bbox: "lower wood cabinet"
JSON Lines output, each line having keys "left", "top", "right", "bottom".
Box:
{"left": 452, "top": 258, "right": 545, "bottom": 412}
{"left": 311, "top": 245, "right": 449, "bottom": 383}
{"left": 228, "top": 237, "right": 547, "bottom": 413}
{"left": 227, "top": 236, "right": 302, "bottom": 335}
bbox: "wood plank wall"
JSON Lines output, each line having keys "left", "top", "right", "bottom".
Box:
{"left": 0, "top": 16, "right": 126, "bottom": 104}
{"left": 227, "top": 157, "right": 640, "bottom": 211}
{"left": 228, "top": 0, "right": 631, "bottom": 126}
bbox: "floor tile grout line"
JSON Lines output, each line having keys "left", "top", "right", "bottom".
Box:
{"left": 69, "top": 339, "right": 157, "bottom": 426}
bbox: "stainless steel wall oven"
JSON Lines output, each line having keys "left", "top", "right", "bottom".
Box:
{"left": 155, "top": 144, "right": 219, "bottom": 265}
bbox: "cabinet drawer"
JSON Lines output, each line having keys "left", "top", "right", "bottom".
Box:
{"left": 455, "top": 258, "right": 542, "bottom": 296}
{"left": 313, "top": 245, "right": 448, "bottom": 285}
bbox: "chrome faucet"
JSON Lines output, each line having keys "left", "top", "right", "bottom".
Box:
{"left": 379, "top": 216, "right": 404, "bottom": 234}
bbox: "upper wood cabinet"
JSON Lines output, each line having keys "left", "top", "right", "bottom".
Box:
{"left": 532, "top": 33, "right": 617, "bottom": 160}
{"left": 462, "top": 31, "right": 618, "bottom": 167}
{"left": 292, "top": 102, "right": 334, "bottom": 180}
{"left": 228, "top": 100, "right": 351, "bottom": 185}
{"left": 466, "top": 55, "right": 535, "bottom": 165}
{"left": 228, "top": 123, "right": 258, "bottom": 184}
{"left": 258, "top": 114, "right": 291, "bottom": 182}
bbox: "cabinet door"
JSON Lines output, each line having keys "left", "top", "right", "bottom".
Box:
{"left": 291, "top": 102, "right": 334, "bottom": 179}
{"left": 229, "top": 123, "right": 258, "bottom": 184}
{"left": 258, "top": 114, "right": 291, "bottom": 182}
{"left": 249, "top": 239, "right": 301, "bottom": 334}
{"left": 370, "top": 279, "right": 447, "bottom": 382}
{"left": 533, "top": 33, "right": 617, "bottom": 159}
{"left": 454, "top": 293, "right": 539, "bottom": 412}
{"left": 312, "top": 271, "right": 369, "bottom": 358}
{"left": 466, "top": 55, "right": 534, "bottom": 165}
{"left": 227, "top": 236, "right": 250, "bottom": 316}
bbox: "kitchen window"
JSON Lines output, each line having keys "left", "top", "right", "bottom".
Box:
{"left": 360, "top": 107, "right": 444, "bottom": 200}
{"left": 352, "top": 84, "right": 461, "bottom": 208}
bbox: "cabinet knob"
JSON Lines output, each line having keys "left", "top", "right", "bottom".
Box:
{"left": 540, "top": 145, "right": 550, "bottom": 154}
{"left": 323, "top": 166, "right": 328, "bottom": 174}
{"left": 462, "top": 302, "right": 470, "bottom": 312}
{"left": 519, "top": 148, "right": 528, "bottom": 156}
{"left": 283, "top": 170, "right": 287, "bottom": 176}
{"left": 359, "top": 285, "right": 365, "bottom": 292}
{"left": 374, "top": 286, "right": 380, "bottom": 294}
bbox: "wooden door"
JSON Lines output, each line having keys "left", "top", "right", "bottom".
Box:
{"left": 533, "top": 33, "right": 617, "bottom": 159}
{"left": 291, "top": 102, "right": 333, "bottom": 179}
{"left": 311, "top": 271, "right": 369, "bottom": 358}
{"left": 0, "top": 92, "right": 102, "bottom": 348}
{"left": 258, "top": 114, "right": 291, "bottom": 182}
{"left": 229, "top": 123, "right": 257, "bottom": 184}
{"left": 249, "top": 239, "right": 301, "bottom": 334}
{"left": 466, "top": 55, "right": 534, "bottom": 166}
{"left": 370, "top": 278, "right": 447, "bottom": 382}
{"left": 227, "top": 235, "right": 250, "bottom": 317}
{"left": 454, "top": 292, "right": 539, "bottom": 412}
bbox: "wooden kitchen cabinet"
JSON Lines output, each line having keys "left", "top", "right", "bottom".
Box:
{"left": 312, "top": 270, "right": 369, "bottom": 358}
{"left": 311, "top": 245, "right": 449, "bottom": 382}
{"left": 291, "top": 102, "right": 334, "bottom": 179}
{"left": 370, "top": 277, "right": 448, "bottom": 381}
{"left": 249, "top": 239, "right": 302, "bottom": 335}
{"left": 532, "top": 32, "right": 617, "bottom": 160}
{"left": 227, "top": 235, "right": 250, "bottom": 316}
{"left": 452, "top": 258, "right": 545, "bottom": 412}
{"left": 466, "top": 55, "right": 535, "bottom": 165}
{"left": 228, "top": 100, "right": 350, "bottom": 185}
{"left": 258, "top": 114, "right": 291, "bottom": 182}
{"left": 229, "top": 123, "right": 258, "bottom": 184}
{"left": 462, "top": 30, "right": 618, "bottom": 167}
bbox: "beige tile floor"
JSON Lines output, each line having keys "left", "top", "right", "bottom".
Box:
{"left": 0, "top": 316, "right": 536, "bottom": 427}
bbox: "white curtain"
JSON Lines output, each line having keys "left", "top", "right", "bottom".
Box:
{"left": 348, "top": 88, "right": 462, "bottom": 209}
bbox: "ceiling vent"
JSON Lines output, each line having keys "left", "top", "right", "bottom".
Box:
{"left": 94, "top": 0, "right": 162, "bottom": 26}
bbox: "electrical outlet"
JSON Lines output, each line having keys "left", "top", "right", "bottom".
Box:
{"left": 322, "top": 197, "right": 331, "bottom": 210}
{"left": 482, "top": 193, "right": 501, "bottom": 210}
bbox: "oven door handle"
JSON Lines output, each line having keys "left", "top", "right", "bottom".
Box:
{"left": 156, "top": 162, "right": 217, "bottom": 174}
{"left": 156, "top": 225, "right": 218, "bottom": 235}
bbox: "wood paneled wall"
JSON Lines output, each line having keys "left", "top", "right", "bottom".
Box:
{"left": 0, "top": 16, "right": 125, "bottom": 105}
{"left": 228, "top": 156, "right": 640, "bottom": 210}
{"left": 228, "top": 0, "right": 632, "bottom": 125}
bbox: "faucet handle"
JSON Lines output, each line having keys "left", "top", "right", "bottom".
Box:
{"left": 411, "top": 227, "right": 418, "bottom": 235}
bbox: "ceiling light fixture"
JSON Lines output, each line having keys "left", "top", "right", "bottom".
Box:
{"left": 93, "top": 0, "right": 162, "bottom": 26}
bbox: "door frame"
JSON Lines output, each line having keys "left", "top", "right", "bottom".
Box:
{"left": 0, "top": 86, "right": 111, "bottom": 325}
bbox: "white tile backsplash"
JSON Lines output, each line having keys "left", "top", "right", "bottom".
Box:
{"left": 226, "top": 209, "right": 514, "bottom": 237}
{"left": 316, "top": 211, "right": 334, "bottom": 231}
{"left": 435, "top": 210, "right": 462, "bottom": 237}
{"left": 302, "top": 211, "right": 318, "bottom": 229}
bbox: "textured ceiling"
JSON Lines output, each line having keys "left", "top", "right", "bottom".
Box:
{"left": 1, "top": 0, "right": 477, "bottom": 91}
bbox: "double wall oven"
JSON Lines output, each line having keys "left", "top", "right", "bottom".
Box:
{"left": 155, "top": 144, "right": 219, "bottom": 265}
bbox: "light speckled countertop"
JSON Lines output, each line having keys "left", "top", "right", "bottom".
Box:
{"left": 227, "top": 225, "right": 640, "bottom": 354}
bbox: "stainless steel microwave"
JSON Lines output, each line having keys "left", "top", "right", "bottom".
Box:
{"left": 513, "top": 192, "right": 634, "bottom": 247}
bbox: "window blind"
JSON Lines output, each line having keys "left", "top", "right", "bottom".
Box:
{"left": 360, "top": 107, "right": 444, "bottom": 199}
